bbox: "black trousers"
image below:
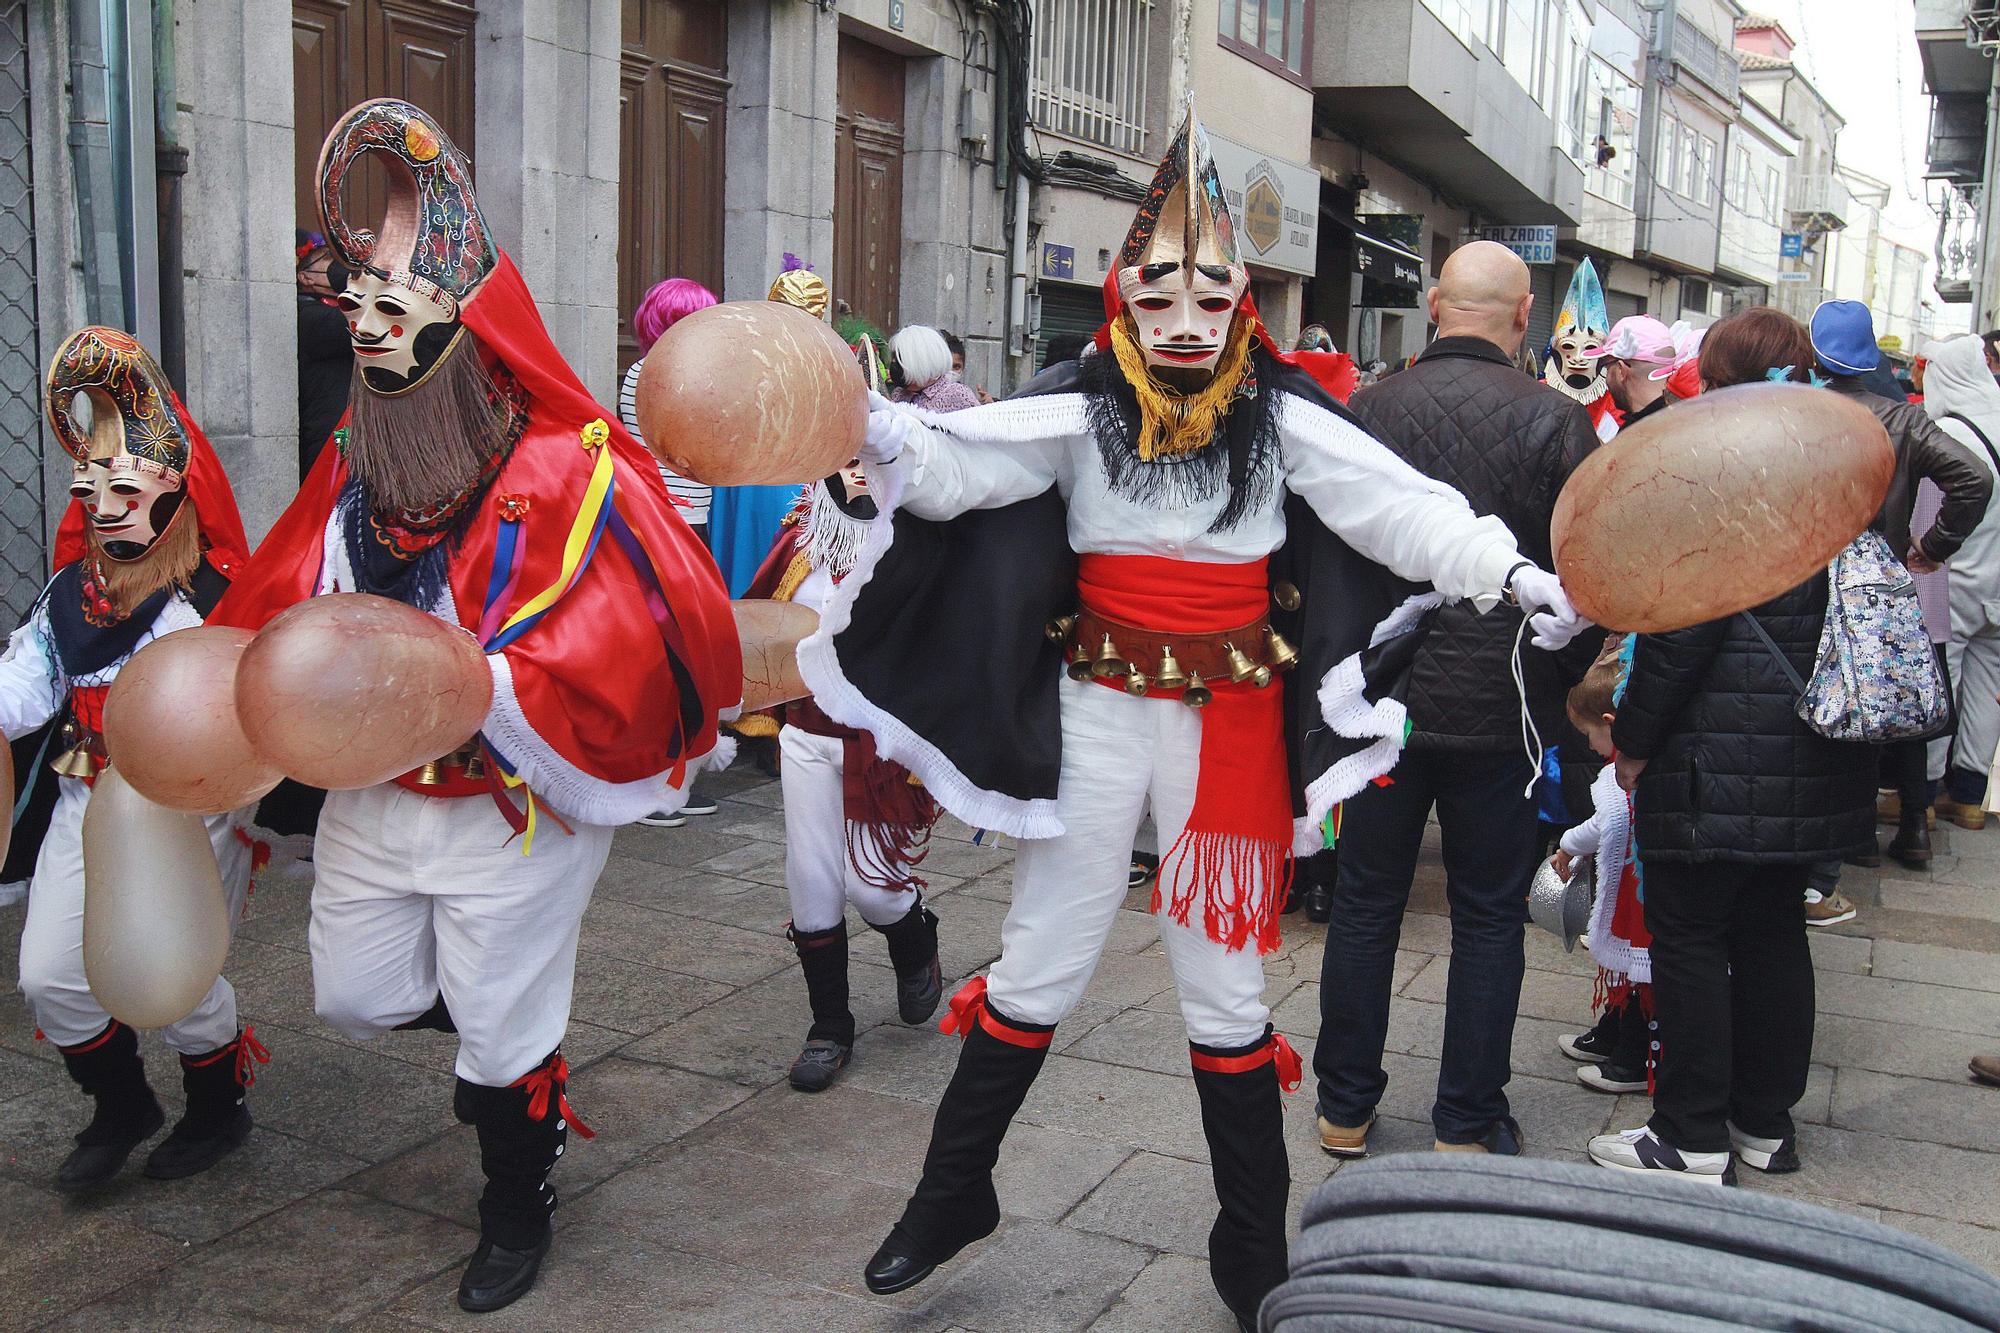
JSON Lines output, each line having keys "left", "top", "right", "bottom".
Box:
{"left": 1642, "top": 859, "right": 1814, "bottom": 1154}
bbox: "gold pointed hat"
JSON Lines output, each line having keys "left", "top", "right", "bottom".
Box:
{"left": 1116, "top": 101, "right": 1242, "bottom": 275}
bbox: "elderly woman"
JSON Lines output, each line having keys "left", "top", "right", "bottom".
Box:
{"left": 888, "top": 326, "right": 980, "bottom": 413}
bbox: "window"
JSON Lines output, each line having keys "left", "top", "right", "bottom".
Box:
{"left": 1418, "top": 0, "right": 1491, "bottom": 51}
{"left": 1728, "top": 142, "right": 1752, "bottom": 212}
{"left": 1584, "top": 50, "right": 1639, "bottom": 208}
{"left": 1032, "top": 0, "right": 1154, "bottom": 156}
{"left": 1696, "top": 135, "right": 1717, "bottom": 205}
{"left": 1764, "top": 164, "right": 1782, "bottom": 225}
{"left": 1220, "top": 0, "right": 1310, "bottom": 79}
{"left": 1656, "top": 112, "right": 1680, "bottom": 198}
{"left": 1677, "top": 124, "right": 1700, "bottom": 198}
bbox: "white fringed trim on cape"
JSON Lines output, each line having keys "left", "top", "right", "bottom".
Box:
{"left": 482, "top": 653, "right": 725, "bottom": 828}
{"left": 1579, "top": 763, "right": 1650, "bottom": 983}
{"left": 1293, "top": 589, "right": 1447, "bottom": 855}
{"left": 801, "top": 481, "right": 871, "bottom": 582}
{"left": 796, "top": 408, "right": 1066, "bottom": 840}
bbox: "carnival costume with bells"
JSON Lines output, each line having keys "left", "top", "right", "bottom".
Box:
{"left": 0, "top": 327, "right": 263, "bottom": 1192}
{"left": 812, "top": 107, "right": 1560, "bottom": 1328}
{"left": 210, "top": 100, "right": 737, "bottom": 1314}
{"left": 1543, "top": 258, "right": 1621, "bottom": 443}
{"left": 744, "top": 465, "right": 946, "bottom": 1092}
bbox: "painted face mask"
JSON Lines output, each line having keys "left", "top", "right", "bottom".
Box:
{"left": 1542, "top": 258, "right": 1610, "bottom": 405}
{"left": 316, "top": 99, "right": 494, "bottom": 396}
{"left": 46, "top": 327, "right": 190, "bottom": 562}
{"left": 1117, "top": 261, "right": 1249, "bottom": 377}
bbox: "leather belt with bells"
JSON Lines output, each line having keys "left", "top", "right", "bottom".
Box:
{"left": 403, "top": 742, "right": 489, "bottom": 798}
{"left": 1052, "top": 607, "right": 1299, "bottom": 707}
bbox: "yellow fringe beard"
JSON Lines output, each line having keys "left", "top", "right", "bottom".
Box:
{"left": 1108, "top": 315, "right": 1254, "bottom": 462}
{"left": 87, "top": 501, "right": 201, "bottom": 619}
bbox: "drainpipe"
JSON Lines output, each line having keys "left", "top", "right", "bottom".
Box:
{"left": 67, "top": 0, "right": 124, "bottom": 326}
{"left": 1008, "top": 169, "right": 1029, "bottom": 373}
{"left": 1976, "top": 54, "right": 2000, "bottom": 331}
{"left": 153, "top": 0, "right": 186, "bottom": 389}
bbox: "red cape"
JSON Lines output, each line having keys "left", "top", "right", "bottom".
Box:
{"left": 211, "top": 252, "right": 739, "bottom": 793}
{"left": 52, "top": 389, "right": 251, "bottom": 581}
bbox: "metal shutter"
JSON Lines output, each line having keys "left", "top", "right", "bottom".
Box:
{"left": 1528, "top": 260, "right": 1567, "bottom": 355}
{"left": 1036, "top": 281, "right": 1104, "bottom": 369}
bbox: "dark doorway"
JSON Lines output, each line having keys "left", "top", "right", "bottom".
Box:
{"left": 835, "top": 36, "right": 906, "bottom": 333}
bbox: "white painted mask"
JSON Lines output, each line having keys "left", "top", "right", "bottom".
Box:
{"left": 336, "top": 268, "right": 461, "bottom": 392}
{"left": 1117, "top": 261, "right": 1249, "bottom": 376}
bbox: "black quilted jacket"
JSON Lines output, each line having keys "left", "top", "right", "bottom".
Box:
{"left": 1350, "top": 337, "right": 1600, "bottom": 751}
{"left": 1611, "top": 578, "right": 1875, "bottom": 863}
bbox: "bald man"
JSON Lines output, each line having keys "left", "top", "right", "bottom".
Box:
{"left": 1313, "top": 241, "right": 1604, "bottom": 1157}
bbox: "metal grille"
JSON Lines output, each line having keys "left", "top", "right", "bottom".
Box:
{"left": 1030, "top": 0, "right": 1153, "bottom": 158}
{"left": 0, "top": 0, "right": 41, "bottom": 625}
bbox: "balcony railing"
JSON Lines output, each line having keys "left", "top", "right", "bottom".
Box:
{"left": 1788, "top": 174, "right": 1850, "bottom": 231}
{"left": 1030, "top": 0, "right": 1155, "bottom": 158}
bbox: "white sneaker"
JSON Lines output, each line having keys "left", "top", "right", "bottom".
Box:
{"left": 1727, "top": 1121, "right": 1800, "bottom": 1173}
{"left": 1588, "top": 1127, "right": 1735, "bottom": 1184}
{"left": 636, "top": 810, "right": 686, "bottom": 828}
{"left": 679, "top": 793, "right": 720, "bottom": 817}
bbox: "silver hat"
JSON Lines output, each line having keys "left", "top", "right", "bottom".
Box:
{"left": 1528, "top": 854, "right": 1593, "bottom": 953}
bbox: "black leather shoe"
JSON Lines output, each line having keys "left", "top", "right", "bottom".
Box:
{"left": 864, "top": 1236, "right": 937, "bottom": 1295}
{"left": 144, "top": 1104, "right": 251, "bottom": 1180}
{"left": 897, "top": 952, "right": 944, "bottom": 1025}
{"left": 1889, "top": 822, "right": 1932, "bottom": 868}
{"left": 56, "top": 1097, "right": 164, "bottom": 1193}
{"left": 1304, "top": 883, "right": 1332, "bottom": 924}
{"left": 788, "top": 1039, "right": 852, "bottom": 1092}
{"left": 458, "top": 1227, "right": 552, "bottom": 1313}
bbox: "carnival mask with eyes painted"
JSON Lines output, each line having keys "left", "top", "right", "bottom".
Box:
{"left": 335, "top": 267, "right": 464, "bottom": 394}
{"left": 46, "top": 327, "right": 191, "bottom": 562}
{"left": 1118, "top": 261, "right": 1248, "bottom": 379}
{"left": 821, "top": 457, "right": 877, "bottom": 520}
{"left": 1550, "top": 327, "right": 1601, "bottom": 391}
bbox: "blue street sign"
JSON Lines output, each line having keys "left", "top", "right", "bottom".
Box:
{"left": 1041, "top": 243, "right": 1075, "bottom": 279}
{"left": 1780, "top": 232, "right": 1804, "bottom": 258}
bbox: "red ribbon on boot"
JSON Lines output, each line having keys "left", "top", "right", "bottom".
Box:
{"left": 938, "top": 976, "right": 1051, "bottom": 1050}
{"left": 183, "top": 1026, "right": 271, "bottom": 1088}
{"left": 510, "top": 1053, "right": 595, "bottom": 1139}
{"left": 1189, "top": 1032, "right": 1302, "bottom": 1093}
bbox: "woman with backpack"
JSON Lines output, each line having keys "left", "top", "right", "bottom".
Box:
{"left": 1587, "top": 308, "right": 1877, "bottom": 1184}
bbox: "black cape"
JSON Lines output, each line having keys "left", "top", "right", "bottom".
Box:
{"left": 797, "top": 353, "right": 1440, "bottom": 849}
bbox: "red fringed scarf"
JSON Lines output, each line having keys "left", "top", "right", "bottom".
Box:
{"left": 1076, "top": 554, "right": 1292, "bottom": 954}
{"left": 842, "top": 730, "right": 941, "bottom": 889}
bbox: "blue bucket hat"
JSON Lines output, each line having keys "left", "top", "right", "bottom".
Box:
{"left": 1809, "top": 299, "right": 1881, "bottom": 375}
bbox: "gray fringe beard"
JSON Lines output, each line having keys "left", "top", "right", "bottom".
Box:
{"left": 802, "top": 482, "right": 870, "bottom": 581}
{"left": 343, "top": 333, "right": 511, "bottom": 517}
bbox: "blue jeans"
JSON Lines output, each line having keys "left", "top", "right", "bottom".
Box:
{"left": 1315, "top": 747, "right": 1541, "bottom": 1142}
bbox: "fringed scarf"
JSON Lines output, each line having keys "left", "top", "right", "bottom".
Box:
{"left": 1077, "top": 553, "right": 1293, "bottom": 954}
{"left": 789, "top": 698, "right": 942, "bottom": 891}
{"left": 1107, "top": 315, "right": 1255, "bottom": 461}
{"left": 84, "top": 501, "right": 202, "bottom": 623}
{"left": 1084, "top": 328, "right": 1278, "bottom": 534}
{"left": 801, "top": 480, "right": 871, "bottom": 582}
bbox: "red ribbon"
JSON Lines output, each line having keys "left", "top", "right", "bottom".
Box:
{"left": 510, "top": 1053, "right": 595, "bottom": 1139}
{"left": 1189, "top": 1031, "right": 1302, "bottom": 1093}
{"left": 939, "top": 976, "right": 989, "bottom": 1040}
{"left": 235, "top": 1026, "right": 271, "bottom": 1088}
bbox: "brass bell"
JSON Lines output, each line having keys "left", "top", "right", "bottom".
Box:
{"left": 1066, "top": 649, "right": 1096, "bottom": 682}
{"left": 51, "top": 744, "right": 96, "bottom": 780}
{"left": 1091, "top": 634, "right": 1127, "bottom": 679}
{"left": 1124, "top": 666, "right": 1148, "bottom": 697}
{"left": 1251, "top": 663, "right": 1273, "bottom": 688}
{"left": 462, "top": 750, "right": 488, "bottom": 781}
{"left": 415, "top": 758, "right": 446, "bottom": 786}
{"left": 1182, "top": 672, "right": 1212, "bottom": 709}
{"left": 1045, "top": 612, "right": 1078, "bottom": 644}
{"left": 1153, "top": 645, "right": 1189, "bottom": 692}
{"left": 1224, "top": 642, "right": 1260, "bottom": 685}
{"left": 1265, "top": 626, "right": 1300, "bottom": 673}
{"left": 1273, "top": 580, "right": 1302, "bottom": 612}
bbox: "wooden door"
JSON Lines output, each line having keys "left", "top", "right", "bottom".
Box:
{"left": 292, "top": 0, "right": 477, "bottom": 237}
{"left": 618, "top": 0, "right": 728, "bottom": 371}
{"left": 835, "top": 36, "right": 904, "bottom": 333}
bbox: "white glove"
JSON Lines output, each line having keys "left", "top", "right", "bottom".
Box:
{"left": 863, "top": 390, "right": 912, "bottom": 466}
{"left": 1509, "top": 565, "right": 1589, "bottom": 652}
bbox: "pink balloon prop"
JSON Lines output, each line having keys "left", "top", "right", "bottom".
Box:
{"left": 102, "top": 627, "right": 283, "bottom": 815}
{"left": 733, "top": 599, "right": 820, "bottom": 712}
{"left": 1552, "top": 382, "right": 1895, "bottom": 633}
{"left": 635, "top": 301, "right": 867, "bottom": 486}
{"left": 235, "top": 593, "right": 493, "bottom": 790}
{"left": 82, "top": 765, "right": 230, "bottom": 1029}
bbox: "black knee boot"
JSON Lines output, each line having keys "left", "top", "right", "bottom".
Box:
{"left": 871, "top": 896, "right": 943, "bottom": 1024}
{"left": 789, "top": 921, "right": 854, "bottom": 1092}
{"left": 54, "top": 1019, "right": 165, "bottom": 1192}
{"left": 145, "top": 1027, "right": 267, "bottom": 1179}
{"left": 1192, "top": 1027, "right": 1297, "bottom": 1330}
{"left": 864, "top": 980, "right": 1053, "bottom": 1295}
{"left": 453, "top": 1050, "right": 585, "bottom": 1313}
{"left": 395, "top": 993, "right": 458, "bottom": 1033}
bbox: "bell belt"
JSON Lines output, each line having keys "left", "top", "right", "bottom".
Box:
{"left": 1060, "top": 606, "right": 1277, "bottom": 687}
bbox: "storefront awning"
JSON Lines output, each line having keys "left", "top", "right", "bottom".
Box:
{"left": 1320, "top": 211, "right": 1425, "bottom": 291}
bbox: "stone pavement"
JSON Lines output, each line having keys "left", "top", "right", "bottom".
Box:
{"left": 2, "top": 766, "right": 1999, "bottom": 1331}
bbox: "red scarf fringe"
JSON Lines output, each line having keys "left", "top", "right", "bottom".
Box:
{"left": 841, "top": 733, "right": 940, "bottom": 891}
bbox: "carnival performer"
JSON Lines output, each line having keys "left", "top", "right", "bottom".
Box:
{"left": 0, "top": 327, "right": 262, "bottom": 1192}
{"left": 1543, "top": 259, "right": 1621, "bottom": 442}
{"left": 745, "top": 459, "right": 946, "bottom": 1092}
{"left": 803, "top": 104, "right": 1586, "bottom": 1329}
{"left": 210, "top": 100, "right": 737, "bottom": 1314}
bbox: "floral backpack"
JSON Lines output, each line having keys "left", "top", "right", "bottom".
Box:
{"left": 1742, "top": 529, "right": 1950, "bottom": 743}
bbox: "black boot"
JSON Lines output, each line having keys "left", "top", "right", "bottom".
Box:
{"left": 864, "top": 982, "right": 1053, "bottom": 1295}
{"left": 453, "top": 1050, "right": 583, "bottom": 1313}
{"left": 1303, "top": 847, "right": 1336, "bottom": 924}
{"left": 872, "top": 897, "right": 943, "bottom": 1025}
{"left": 789, "top": 921, "right": 854, "bottom": 1092}
{"left": 395, "top": 993, "right": 458, "bottom": 1033}
{"left": 54, "top": 1020, "right": 164, "bottom": 1193}
{"left": 1888, "top": 783, "right": 1933, "bottom": 867}
{"left": 1192, "top": 1028, "right": 1296, "bottom": 1329}
{"left": 144, "top": 1027, "right": 266, "bottom": 1179}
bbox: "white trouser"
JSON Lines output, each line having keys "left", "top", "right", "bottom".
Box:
{"left": 309, "top": 783, "right": 612, "bottom": 1086}
{"left": 780, "top": 724, "right": 920, "bottom": 932}
{"left": 19, "top": 777, "right": 253, "bottom": 1052}
{"left": 1949, "top": 591, "right": 2000, "bottom": 782}
{"left": 988, "top": 676, "right": 1270, "bottom": 1047}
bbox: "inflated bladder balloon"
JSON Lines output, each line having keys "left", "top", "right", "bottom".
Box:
{"left": 102, "top": 627, "right": 283, "bottom": 815}
{"left": 635, "top": 301, "right": 867, "bottom": 486}
{"left": 235, "top": 593, "right": 493, "bottom": 790}
{"left": 734, "top": 599, "right": 820, "bottom": 712}
{"left": 1552, "top": 382, "right": 1894, "bottom": 633}
{"left": 82, "top": 765, "right": 229, "bottom": 1029}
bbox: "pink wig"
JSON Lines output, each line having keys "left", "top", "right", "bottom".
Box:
{"left": 633, "top": 277, "right": 719, "bottom": 352}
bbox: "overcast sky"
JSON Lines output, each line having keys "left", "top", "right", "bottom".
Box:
{"left": 1747, "top": 0, "right": 1969, "bottom": 332}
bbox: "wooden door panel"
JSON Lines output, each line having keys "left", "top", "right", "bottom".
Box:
{"left": 835, "top": 36, "right": 904, "bottom": 333}
{"left": 293, "top": 0, "right": 357, "bottom": 232}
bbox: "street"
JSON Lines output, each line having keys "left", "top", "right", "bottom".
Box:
{"left": 2, "top": 761, "right": 1997, "bottom": 1331}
